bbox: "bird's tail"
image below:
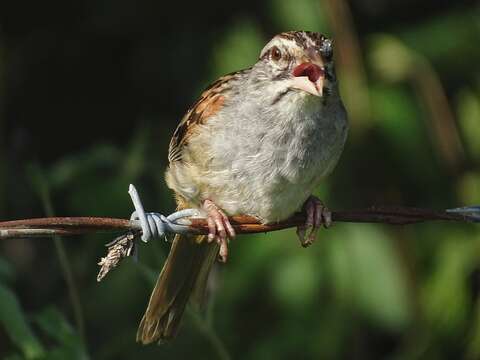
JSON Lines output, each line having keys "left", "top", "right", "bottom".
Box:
{"left": 136, "top": 234, "right": 218, "bottom": 344}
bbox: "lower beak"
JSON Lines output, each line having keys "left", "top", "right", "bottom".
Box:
{"left": 290, "top": 76, "right": 324, "bottom": 97}
{"left": 290, "top": 62, "right": 325, "bottom": 97}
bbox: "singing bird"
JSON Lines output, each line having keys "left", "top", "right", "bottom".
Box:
{"left": 137, "top": 31, "right": 348, "bottom": 343}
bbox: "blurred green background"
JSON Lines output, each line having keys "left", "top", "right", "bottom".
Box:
{"left": 0, "top": 0, "right": 479, "bottom": 359}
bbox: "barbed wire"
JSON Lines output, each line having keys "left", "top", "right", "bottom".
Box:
{"left": 1, "top": 184, "right": 479, "bottom": 281}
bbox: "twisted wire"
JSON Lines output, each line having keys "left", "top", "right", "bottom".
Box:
{"left": 128, "top": 184, "right": 202, "bottom": 242}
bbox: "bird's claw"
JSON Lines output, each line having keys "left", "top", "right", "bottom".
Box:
{"left": 202, "top": 199, "right": 236, "bottom": 262}
{"left": 297, "top": 196, "right": 332, "bottom": 247}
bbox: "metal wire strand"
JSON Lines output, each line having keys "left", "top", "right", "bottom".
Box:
{"left": 128, "top": 184, "right": 202, "bottom": 242}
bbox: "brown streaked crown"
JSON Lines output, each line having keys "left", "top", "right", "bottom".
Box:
{"left": 277, "top": 31, "right": 328, "bottom": 50}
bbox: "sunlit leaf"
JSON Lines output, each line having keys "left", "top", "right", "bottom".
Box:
{"left": 421, "top": 234, "right": 476, "bottom": 335}
{"left": 34, "top": 307, "right": 88, "bottom": 360}
{"left": 34, "top": 307, "right": 74, "bottom": 343}
{"left": 468, "top": 302, "right": 480, "bottom": 360}
{"left": 3, "top": 354, "right": 23, "bottom": 360}
{"left": 270, "top": 252, "right": 319, "bottom": 310}
{"left": 269, "top": 0, "right": 327, "bottom": 31}
{"left": 457, "top": 89, "right": 480, "bottom": 161}
{"left": 47, "top": 144, "right": 121, "bottom": 189}
{"left": 122, "top": 125, "right": 150, "bottom": 179}
{"left": 457, "top": 172, "right": 480, "bottom": 205}
{"left": 327, "top": 224, "right": 412, "bottom": 331}
{"left": 221, "top": 232, "right": 288, "bottom": 303}
{"left": 0, "top": 284, "right": 45, "bottom": 359}
{"left": 211, "top": 19, "right": 264, "bottom": 78}
{"left": 400, "top": 11, "right": 480, "bottom": 71}
{"left": 369, "top": 34, "right": 416, "bottom": 83}
{"left": 0, "top": 256, "right": 15, "bottom": 283}
{"left": 370, "top": 86, "right": 423, "bottom": 156}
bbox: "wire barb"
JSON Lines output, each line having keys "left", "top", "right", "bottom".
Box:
{"left": 446, "top": 206, "right": 480, "bottom": 222}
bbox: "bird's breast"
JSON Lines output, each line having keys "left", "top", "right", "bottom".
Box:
{"left": 189, "top": 96, "right": 348, "bottom": 222}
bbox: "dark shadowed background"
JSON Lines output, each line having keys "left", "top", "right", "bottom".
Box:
{"left": 0, "top": 0, "right": 479, "bottom": 359}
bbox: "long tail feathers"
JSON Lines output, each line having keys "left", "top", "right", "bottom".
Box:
{"left": 136, "top": 234, "right": 218, "bottom": 344}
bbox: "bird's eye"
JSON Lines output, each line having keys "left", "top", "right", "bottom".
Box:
{"left": 271, "top": 46, "right": 282, "bottom": 61}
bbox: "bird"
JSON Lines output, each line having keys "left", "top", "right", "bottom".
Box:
{"left": 136, "top": 31, "right": 348, "bottom": 344}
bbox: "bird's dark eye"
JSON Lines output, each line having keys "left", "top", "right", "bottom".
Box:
{"left": 271, "top": 46, "right": 282, "bottom": 61}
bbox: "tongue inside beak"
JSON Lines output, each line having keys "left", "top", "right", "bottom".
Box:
{"left": 291, "top": 63, "right": 325, "bottom": 97}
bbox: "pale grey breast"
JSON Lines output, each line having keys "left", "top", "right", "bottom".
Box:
{"left": 196, "top": 91, "right": 348, "bottom": 222}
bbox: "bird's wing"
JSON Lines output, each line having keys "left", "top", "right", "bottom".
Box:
{"left": 168, "top": 70, "right": 248, "bottom": 163}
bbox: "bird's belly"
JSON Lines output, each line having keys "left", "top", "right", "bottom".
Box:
{"left": 202, "top": 118, "right": 346, "bottom": 222}
{"left": 230, "top": 171, "right": 313, "bottom": 222}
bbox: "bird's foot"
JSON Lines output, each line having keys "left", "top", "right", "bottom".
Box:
{"left": 202, "top": 199, "right": 236, "bottom": 262}
{"left": 296, "top": 196, "right": 332, "bottom": 248}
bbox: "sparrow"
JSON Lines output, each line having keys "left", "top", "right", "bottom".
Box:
{"left": 137, "top": 31, "right": 348, "bottom": 344}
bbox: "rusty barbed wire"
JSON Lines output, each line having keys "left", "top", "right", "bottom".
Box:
{"left": 1, "top": 185, "right": 479, "bottom": 281}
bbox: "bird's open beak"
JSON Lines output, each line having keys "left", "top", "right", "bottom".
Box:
{"left": 291, "top": 62, "right": 325, "bottom": 97}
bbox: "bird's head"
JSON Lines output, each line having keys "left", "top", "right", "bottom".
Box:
{"left": 255, "top": 31, "right": 335, "bottom": 99}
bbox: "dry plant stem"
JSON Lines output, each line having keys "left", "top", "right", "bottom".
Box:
{"left": 411, "top": 63, "right": 464, "bottom": 172}
{"left": 30, "top": 170, "right": 86, "bottom": 346}
{"left": 97, "top": 232, "right": 137, "bottom": 281}
{"left": 0, "top": 45, "right": 5, "bottom": 218}
{"left": 322, "top": 0, "right": 370, "bottom": 127}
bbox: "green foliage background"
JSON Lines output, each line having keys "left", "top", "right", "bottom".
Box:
{"left": 0, "top": 0, "right": 479, "bottom": 359}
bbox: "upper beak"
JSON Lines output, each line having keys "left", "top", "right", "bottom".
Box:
{"left": 291, "top": 62, "right": 325, "bottom": 97}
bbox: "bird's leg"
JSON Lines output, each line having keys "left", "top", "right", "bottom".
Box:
{"left": 296, "top": 195, "right": 332, "bottom": 247}
{"left": 202, "top": 199, "right": 236, "bottom": 262}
